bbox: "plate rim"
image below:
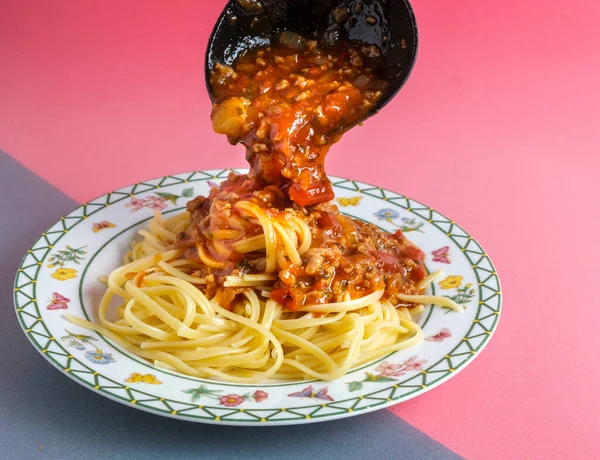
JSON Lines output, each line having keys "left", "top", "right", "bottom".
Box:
{"left": 13, "top": 168, "right": 502, "bottom": 425}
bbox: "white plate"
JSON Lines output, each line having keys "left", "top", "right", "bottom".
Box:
{"left": 14, "top": 169, "right": 501, "bottom": 425}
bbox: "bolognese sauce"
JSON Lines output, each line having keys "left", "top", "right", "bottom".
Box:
{"left": 210, "top": 37, "right": 388, "bottom": 206}
{"left": 175, "top": 36, "right": 426, "bottom": 311}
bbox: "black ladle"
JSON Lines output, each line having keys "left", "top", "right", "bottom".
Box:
{"left": 205, "top": 0, "right": 418, "bottom": 122}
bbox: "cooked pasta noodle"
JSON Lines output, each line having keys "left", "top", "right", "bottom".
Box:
{"left": 67, "top": 207, "right": 461, "bottom": 383}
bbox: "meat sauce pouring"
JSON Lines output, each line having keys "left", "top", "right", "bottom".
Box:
{"left": 176, "top": 34, "right": 427, "bottom": 310}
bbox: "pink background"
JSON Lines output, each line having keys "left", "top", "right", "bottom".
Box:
{"left": 1, "top": 1, "right": 599, "bottom": 458}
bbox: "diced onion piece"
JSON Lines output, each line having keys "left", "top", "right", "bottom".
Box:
{"left": 211, "top": 97, "right": 250, "bottom": 137}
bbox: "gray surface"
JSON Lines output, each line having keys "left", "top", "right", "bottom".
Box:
{"left": 0, "top": 150, "right": 461, "bottom": 460}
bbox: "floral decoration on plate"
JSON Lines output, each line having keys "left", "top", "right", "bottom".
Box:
{"left": 183, "top": 384, "right": 269, "bottom": 407}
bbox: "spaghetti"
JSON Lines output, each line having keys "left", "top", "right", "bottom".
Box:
{"left": 67, "top": 36, "right": 463, "bottom": 383}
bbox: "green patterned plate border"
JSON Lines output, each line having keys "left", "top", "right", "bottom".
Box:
{"left": 13, "top": 169, "right": 502, "bottom": 425}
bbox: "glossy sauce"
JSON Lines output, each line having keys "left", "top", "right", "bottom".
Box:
{"left": 210, "top": 39, "right": 388, "bottom": 206}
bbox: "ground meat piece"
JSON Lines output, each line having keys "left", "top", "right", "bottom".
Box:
{"left": 303, "top": 246, "right": 342, "bottom": 275}
{"left": 304, "top": 249, "right": 325, "bottom": 275}
{"left": 253, "top": 185, "right": 286, "bottom": 208}
{"left": 186, "top": 195, "right": 207, "bottom": 213}
{"left": 278, "top": 265, "right": 297, "bottom": 286}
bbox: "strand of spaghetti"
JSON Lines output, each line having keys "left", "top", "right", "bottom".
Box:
{"left": 123, "top": 299, "right": 172, "bottom": 340}
{"left": 279, "top": 314, "right": 364, "bottom": 380}
{"left": 358, "top": 327, "right": 397, "bottom": 350}
{"left": 117, "top": 280, "right": 278, "bottom": 380}
{"left": 164, "top": 211, "right": 191, "bottom": 234}
{"left": 252, "top": 257, "right": 267, "bottom": 272}
{"left": 272, "top": 221, "right": 302, "bottom": 265}
{"left": 281, "top": 221, "right": 298, "bottom": 250}
{"left": 227, "top": 213, "right": 252, "bottom": 231}
{"left": 189, "top": 311, "right": 238, "bottom": 331}
{"left": 97, "top": 289, "right": 143, "bottom": 336}
{"left": 138, "top": 230, "right": 166, "bottom": 250}
{"left": 123, "top": 249, "right": 134, "bottom": 264}
{"left": 336, "top": 313, "right": 365, "bottom": 375}
{"left": 127, "top": 286, "right": 189, "bottom": 317}
{"left": 273, "top": 311, "right": 345, "bottom": 330}
{"left": 148, "top": 216, "right": 176, "bottom": 243}
{"left": 245, "top": 274, "right": 278, "bottom": 282}
{"left": 361, "top": 304, "right": 408, "bottom": 340}
{"left": 108, "top": 250, "right": 178, "bottom": 297}
{"left": 212, "top": 239, "right": 232, "bottom": 258}
{"left": 417, "top": 269, "right": 444, "bottom": 291}
{"left": 196, "top": 243, "right": 226, "bottom": 269}
{"left": 232, "top": 235, "right": 266, "bottom": 253}
{"left": 211, "top": 229, "right": 242, "bottom": 239}
{"left": 154, "top": 208, "right": 190, "bottom": 234}
{"left": 171, "top": 346, "right": 249, "bottom": 361}
{"left": 356, "top": 304, "right": 381, "bottom": 327}
{"left": 396, "top": 306, "right": 409, "bottom": 319}
{"left": 190, "top": 359, "right": 276, "bottom": 382}
{"left": 187, "top": 300, "right": 284, "bottom": 382}
{"left": 242, "top": 289, "right": 262, "bottom": 322}
{"left": 287, "top": 319, "right": 354, "bottom": 350}
{"left": 275, "top": 249, "right": 287, "bottom": 272}
{"left": 124, "top": 304, "right": 244, "bottom": 354}
{"left": 65, "top": 314, "right": 149, "bottom": 354}
{"left": 261, "top": 296, "right": 280, "bottom": 330}
{"left": 173, "top": 287, "right": 196, "bottom": 328}
{"left": 271, "top": 326, "right": 338, "bottom": 372}
{"left": 149, "top": 276, "right": 215, "bottom": 318}
{"left": 328, "top": 330, "right": 398, "bottom": 362}
{"left": 217, "top": 325, "right": 256, "bottom": 347}
{"left": 365, "top": 321, "right": 409, "bottom": 336}
{"left": 299, "top": 289, "right": 384, "bottom": 312}
{"left": 140, "top": 332, "right": 230, "bottom": 350}
{"left": 410, "top": 304, "right": 425, "bottom": 317}
{"left": 296, "top": 325, "right": 319, "bottom": 341}
{"left": 123, "top": 287, "right": 190, "bottom": 325}
{"left": 130, "top": 243, "right": 146, "bottom": 262}
{"left": 395, "top": 294, "right": 464, "bottom": 311}
{"left": 291, "top": 217, "right": 311, "bottom": 254}
{"left": 230, "top": 335, "right": 255, "bottom": 349}
{"left": 195, "top": 324, "right": 234, "bottom": 334}
{"left": 219, "top": 354, "right": 273, "bottom": 372}
{"left": 188, "top": 362, "right": 268, "bottom": 376}
{"left": 382, "top": 300, "right": 400, "bottom": 323}
{"left": 152, "top": 208, "right": 166, "bottom": 227}
{"left": 306, "top": 322, "right": 353, "bottom": 340}
{"left": 184, "top": 341, "right": 270, "bottom": 368}
{"left": 235, "top": 201, "right": 277, "bottom": 273}
{"left": 181, "top": 291, "right": 213, "bottom": 325}
{"left": 114, "top": 298, "right": 169, "bottom": 326}
{"left": 125, "top": 282, "right": 198, "bottom": 339}
{"left": 354, "top": 320, "right": 423, "bottom": 365}
{"left": 157, "top": 261, "right": 206, "bottom": 284}
{"left": 106, "top": 270, "right": 130, "bottom": 299}
{"left": 304, "top": 329, "right": 354, "bottom": 351}
{"left": 117, "top": 334, "right": 146, "bottom": 347}
{"left": 223, "top": 274, "right": 277, "bottom": 287}
{"left": 64, "top": 314, "right": 207, "bottom": 378}
{"left": 353, "top": 335, "right": 418, "bottom": 367}
{"left": 169, "top": 258, "right": 202, "bottom": 267}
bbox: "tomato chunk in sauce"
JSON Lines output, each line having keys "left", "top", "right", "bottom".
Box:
{"left": 210, "top": 38, "right": 388, "bottom": 206}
